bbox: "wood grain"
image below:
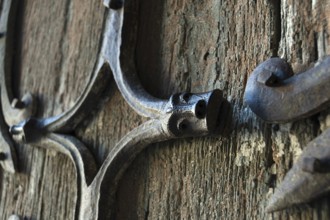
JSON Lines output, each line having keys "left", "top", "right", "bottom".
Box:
{"left": 0, "top": 0, "right": 329, "bottom": 219}
{"left": 0, "top": 0, "right": 105, "bottom": 219}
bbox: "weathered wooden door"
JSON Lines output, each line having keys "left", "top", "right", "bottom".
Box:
{"left": 1, "top": 0, "right": 330, "bottom": 219}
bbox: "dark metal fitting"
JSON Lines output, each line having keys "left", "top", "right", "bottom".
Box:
{"left": 244, "top": 56, "right": 330, "bottom": 123}
{"left": 255, "top": 58, "right": 293, "bottom": 86}
{"left": 9, "top": 124, "right": 23, "bottom": 135}
{"left": 1, "top": 92, "right": 37, "bottom": 126}
{"left": 246, "top": 56, "right": 330, "bottom": 212}
{"left": 174, "top": 93, "right": 208, "bottom": 119}
{"left": 167, "top": 90, "right": 231, "bottom": 137}
{"left": 0, "top": 1, "right": 233, "bottom": 219}
{"left": 9, "top": 118, "right": 44, "bottom": 143}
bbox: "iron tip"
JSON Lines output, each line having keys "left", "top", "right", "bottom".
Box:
{"left": 266, "top": 189, "right": 290, "bottom": 212}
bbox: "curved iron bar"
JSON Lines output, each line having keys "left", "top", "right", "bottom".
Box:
{"left": 0, "top": 0, "right": 107, "bottom": 213}
{"left": 40, "top": 133, "right": 98, "bottom": 219}
{"left": 0, "top": 0, "right": 31, "bottom": 173}
{"left": 9, "top": 63, "right": 112, "bottom": 137}
{"left": 79, "top": 119, "right": 168, "bottom": 219}
{"left": 101, "top": 8, "right": 229, "bottom": 133}
{"left": 0, "top": 0, "right": 112, "bottom": 175}
{"left": 244, "top": 56, "right": 330, "bottom": 212}
{"left": 0, "top": 0, "right": 37, "bottom": 127}
{"left": 0, "top": 0, "right": 113, "bottom": 136}
{"left": 101, "top": 8, "right": 167, "bottom": 118}
{"left": 76, "top": 7, "right": 230, "bottom": 219}
{"left": 38, "top": 63, "right": 112, "bottom": 133}
{"left": 0, "top": 1, "right": 231, "bottom": 219}
{"left": 244, "top": 56, "right": 330, "bottom": 123}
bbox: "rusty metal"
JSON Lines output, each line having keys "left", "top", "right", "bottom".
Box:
{"left": 266, "top": 127, "right": 330, "bottom": 212}
{"left": 0, "top": 1, "right": 231, "bottom": 219}
{"left": 244, "top": 56, "right": 330, "bottom": 123}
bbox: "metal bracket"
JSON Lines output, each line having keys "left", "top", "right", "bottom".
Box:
{"left": 0, "top": 0, "right": 231, "bottom": 219}
{"left": 244, "top": 56, "right": 330, "bottom": 212}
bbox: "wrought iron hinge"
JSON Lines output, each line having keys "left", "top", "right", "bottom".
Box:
{"left": 0, "top": 0, "right": 231, "bottom": 219}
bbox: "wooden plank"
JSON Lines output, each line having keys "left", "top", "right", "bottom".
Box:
{"left": 114, "top": 0, "right": 330, "bottom": 219}
{"left": 0, "top": 0, "right": 329, "bottom": 219}
{"left": 115, "top": 0, "right": 277, "bottom": 218}
{"left": 0, "top": 0, "right": 105, "bottom": 219}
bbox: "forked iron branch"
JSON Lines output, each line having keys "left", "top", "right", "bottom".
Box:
{"left": 0, "top": 0, "right": 231, "bottom": 219}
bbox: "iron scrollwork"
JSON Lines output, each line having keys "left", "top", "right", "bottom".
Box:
{"left": 0, "top": 0, "right": 231, "bottom": 219}
{"left": 244, "top": 56, "right": 330, "bottom": 212}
